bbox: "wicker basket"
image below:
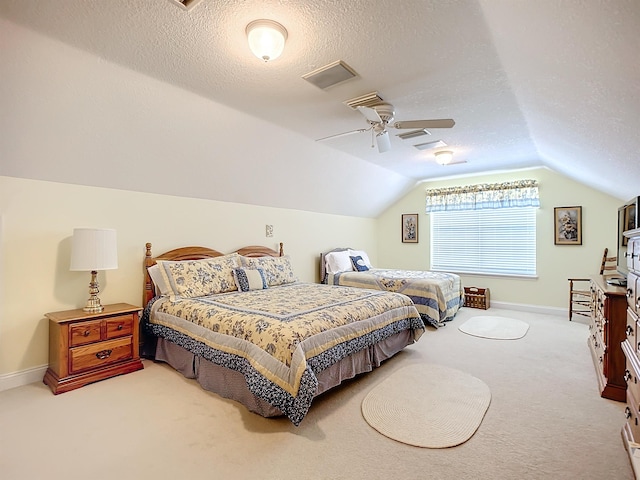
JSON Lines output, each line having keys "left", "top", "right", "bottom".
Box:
{"left": 464, "top": 287, "right": 490, "bottom": 309}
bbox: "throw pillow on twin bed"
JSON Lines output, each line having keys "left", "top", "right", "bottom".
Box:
{"left": 350, "top": 255, "right": 370, "bottom": 272}
{"left": 156, "top": 253, "right": 240, "bottom": 300}
{"left": 240, "top": 255, "right": 298, "bottom": 287}
{"left": 233, "top": 267, "right": 268, "bottom": 292}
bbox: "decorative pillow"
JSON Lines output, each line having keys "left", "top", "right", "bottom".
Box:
{"left": 350, "top": 255, "right": 370, "bottom": 272}
{"left": 348, "top": 249, "right": 372, "bottom": 268}
{"left": 157, "top": 253, "right": 240, "bottom": 299}
{"left": 147, "top": 264, "right": 171, "bottom": 296}
{"left": 240, "top": 255, "right": 297, "bottom": 287}
{"left": 325, "top": 251, "right": 354, "bottom": 274}
{"left": 233, "top": 268, "right": 268, "bottom": 292}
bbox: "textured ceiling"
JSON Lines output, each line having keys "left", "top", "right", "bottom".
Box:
{"left": 1, "top": 0, "right": 639, "bottom": 209}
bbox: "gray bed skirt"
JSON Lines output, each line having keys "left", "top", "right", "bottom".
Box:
{"left": 152, "top": 330, "right": 413, "bottom": 418}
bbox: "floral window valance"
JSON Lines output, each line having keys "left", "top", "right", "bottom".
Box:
{"left": 425, "top": 180, "right": 540, "bottom": 212}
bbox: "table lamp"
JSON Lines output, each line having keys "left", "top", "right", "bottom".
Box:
{"left": 70, "top": 228, "right": 118, "bottom": 313}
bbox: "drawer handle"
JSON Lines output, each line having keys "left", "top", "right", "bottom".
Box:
{"left": 95, "top": 349, "right": 112, "bottom": 360}
{"left": 117, "top": 324, "right": 123, "bottom": 331}
{"left": 626, "top": 406, "right": 632, "bottom": 419}
{"left": 625, "top": 370, "right": 633, "bottom": 382}
{"left": 83, "top": 330, "right": 91, "bottom": 337}
{"left": 627, "top": 289, "right": 633, "bottom": 298}
{"left": 628, "top": 325, "right": 635, "bottom": 336}
{"left": 599, "top": 356, "right": 603, "bottom": 364}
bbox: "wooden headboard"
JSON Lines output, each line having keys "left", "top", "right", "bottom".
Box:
{"left": 143, "top": 242, "right": 284, "bottom": 307}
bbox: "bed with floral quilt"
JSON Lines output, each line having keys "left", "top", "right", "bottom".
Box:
{"left": 142, "top": 243, "right": 424, "bottom": 426}
{"left": 320, "top": 248, "right": 464, "bottom": 328}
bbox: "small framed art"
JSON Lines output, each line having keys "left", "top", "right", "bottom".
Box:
{"left": 554, "top": 206, "right": 582, "bottom": 245}
{"left": 402, "top": 214, "right": 418, "bottom": 243}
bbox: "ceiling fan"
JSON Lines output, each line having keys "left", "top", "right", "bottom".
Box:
{"left": 317, "top": 102, "right": 455, "bottom": 153}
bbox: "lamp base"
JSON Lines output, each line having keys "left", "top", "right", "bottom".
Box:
{"left": 84, "top": 270, "right": 104, "bottom": 313}
{"left": 83, "top": 300, "right": 104, "bottom": 314}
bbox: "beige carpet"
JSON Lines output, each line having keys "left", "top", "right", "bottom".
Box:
{"left": 361, "top": 363, "right": 491, "bottom": 448}
{"left": 459, "top": 315, "right": 530, "bottom": 339}
{"left": 0, "top": 308, "right": 634, "bottom": 480}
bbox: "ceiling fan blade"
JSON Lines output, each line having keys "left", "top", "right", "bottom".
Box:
{"left": 393, "top": 119, "right": 455, "bottom": 129}
{"left": 376, "top": 130, "right": 391, "bottom": 153}
{"left": 316, "top": 128, "right": 369, "bottom": 142}
{"left": 356, "top": 105, "right": 383, "bottom": 124}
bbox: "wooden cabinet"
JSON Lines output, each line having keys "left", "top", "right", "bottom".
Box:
{"left": 622, "top": 228, "right": 640, "bottom": 474}
{"left": 588, "top": 275, "right": 627, "bottom": 402}
{"left": 43, "top": 303, "right": 144, "bottom": 394}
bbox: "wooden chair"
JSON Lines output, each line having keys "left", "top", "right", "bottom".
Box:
{"left": 568, "top": 248, "right": 617, "bottom": 321}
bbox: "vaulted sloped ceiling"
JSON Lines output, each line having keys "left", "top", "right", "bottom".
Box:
{"left": 1, "top": 0, "right": 638, "bottom": 217}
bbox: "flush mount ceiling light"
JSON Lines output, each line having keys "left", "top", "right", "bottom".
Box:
{"left": 246, "top": 19, "right": 288, "bottom": 62}
{"left": 434, "top": 150, "right": 454, "bottom": 165}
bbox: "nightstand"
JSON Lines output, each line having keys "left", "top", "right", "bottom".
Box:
{"left": 43, "top": 303, "right": 144, "bottom": 394}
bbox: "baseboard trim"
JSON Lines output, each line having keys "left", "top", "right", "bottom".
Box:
{"left": 0, "top": 365, "right": 47, "bottom": 392}
{"left": 488, "top": 301, "right": 566, "bottom": 317}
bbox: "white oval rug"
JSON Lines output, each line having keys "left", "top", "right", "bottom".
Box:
{"left": 361, "top": 364, "right": 491, "bottom": 448}
{"left": 458, "top": 315, "right": 530, "bottom": 340}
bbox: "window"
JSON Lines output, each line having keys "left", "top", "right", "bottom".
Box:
{"left": 430, "top": 207, "right": 537, "bottom": 276}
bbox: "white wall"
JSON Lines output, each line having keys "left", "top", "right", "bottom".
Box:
{"left": 0, "top": 18, "right": 414, "bottom": 219}
{"left": 376, "top": 167, "right": 621, "bottom": 310}
{"left": 0, "top": 176, "right": 376, "bottom": 377}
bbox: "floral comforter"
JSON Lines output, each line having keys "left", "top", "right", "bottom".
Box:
{"left": 143, "top": 282, "right": 423, "bottom": 425}
{"left": 326, "top": 269, "right": 463, "bottom": 328}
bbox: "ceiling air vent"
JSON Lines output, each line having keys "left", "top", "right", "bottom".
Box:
{"left": 397, "top": 129, "right": 431, "bottom": 140}
{"left": 343, "top": 91, "right": 384, "bottom": 110}
{"left": 414, "top": 140, "right": 448, "bottom": 151}
{"left": 302, "top": 61, "right": 358, "bottom": 90}
{"left": 168, "top": 0, "right": 203, "bottom": 11}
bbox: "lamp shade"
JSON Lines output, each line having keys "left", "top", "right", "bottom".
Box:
{"left": 70, "top": 228, "right": 118, "bottom": 271}
{"left": 246, "top": 19, "right": 288, "bottom": 62}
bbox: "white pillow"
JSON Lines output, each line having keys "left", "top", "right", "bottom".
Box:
{"left": 348, "top": 249, "right": 372, "bottom": 268}
{"left": 148, "top": 264, "right": 171, "bottom": 296}
{"left": 325, "top": 251, "right": 354, "bottom": 274}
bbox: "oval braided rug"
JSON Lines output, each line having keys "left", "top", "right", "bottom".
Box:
{"left": 458, "top": 316, "right": 529, "bottom": 340}
{"left": 361, "top": 364, "right": 491, "bottom": 448}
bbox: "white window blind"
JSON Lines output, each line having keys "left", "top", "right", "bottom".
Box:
{"left": 430, "top": 207, "right": 537, "bottom": 276}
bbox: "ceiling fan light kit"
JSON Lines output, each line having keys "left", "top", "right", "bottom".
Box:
{"left": 246, "top": 20, "right": 288, "bottom": 62}
{"left": 318, "top": 97, "right": 455, "bottom": 155}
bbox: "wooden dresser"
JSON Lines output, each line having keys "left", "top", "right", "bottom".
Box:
{"left": 43, "top": 303, "right": 144, "bottom": 394}
{"left": 622, "top": 228, "right": 640, "bottom": 474}
{"left": 588, "top": 274, "right": 627, "bottom": 402}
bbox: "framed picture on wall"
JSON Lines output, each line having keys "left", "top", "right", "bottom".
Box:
{"left": 402, "top": 214, "right": 418, "bottom": 243}
{"left": 554, "top": 206, "right": 582, "bottom": 245}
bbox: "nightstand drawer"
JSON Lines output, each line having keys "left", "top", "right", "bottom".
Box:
{"left": 69, "top": 337, "right": 133, "bottom": 374}
{"left": 69, "top": 320, "right": 102, "bottom": 346}
{"left": 106, "top": 314, "right": 134, "bottom": 339}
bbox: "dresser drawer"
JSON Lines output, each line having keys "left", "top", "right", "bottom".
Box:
{"left": 627, "top": 308, "right": 638, "bottom": 353}
{"left": 626, "top": 388, "right": 640, "bottom": 442}
{"left": 628, "top": 271, "right": 639, "bottom": 313}
{"left": 626, "top": 357, "right": 640, "bottom": 407}
{"left": 69, "top": 337, "right": 133, "bottom": 374}
{"left": 106, "top": 314, "right": 134, "bottom": 339}
{"left": 69, "top": 319, "right": 102, "bottom": 346}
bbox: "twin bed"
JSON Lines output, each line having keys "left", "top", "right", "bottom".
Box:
{"left": 142, "top": 243, "right": 425, "bottom": 425}
{"left": 321, "top": 248, "right": 464, "bottom": 328}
